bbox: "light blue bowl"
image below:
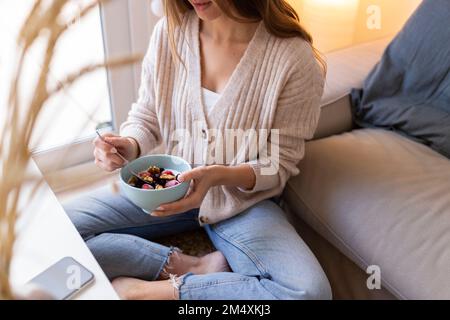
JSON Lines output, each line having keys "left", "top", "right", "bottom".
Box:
{"left": 120, "top": 154, "right": 191, "bottom": 214}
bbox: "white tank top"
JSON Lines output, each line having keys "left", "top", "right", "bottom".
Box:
{"left": 202, "top": 87, "right": 221, "bottom": 117}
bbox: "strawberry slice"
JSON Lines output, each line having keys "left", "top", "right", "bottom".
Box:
{"left": 161, "top": 170, "right": 174, "bottom": 176}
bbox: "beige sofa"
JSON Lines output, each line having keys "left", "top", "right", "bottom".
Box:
{"left": 282, "top": 38, "right": 450, "bottom": 300}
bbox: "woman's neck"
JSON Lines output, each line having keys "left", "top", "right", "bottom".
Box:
{"left": 200, "top": 16, "right": 259, "bottom": 44}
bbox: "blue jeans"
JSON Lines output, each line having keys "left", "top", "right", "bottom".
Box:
{"left": 64, "top": 187, "right": 331, "bottom": 300}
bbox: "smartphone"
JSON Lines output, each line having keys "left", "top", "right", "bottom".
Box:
{"left": 27, "top": 257, "right": 95, "bottom": 300}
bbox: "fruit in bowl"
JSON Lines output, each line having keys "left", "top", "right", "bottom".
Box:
{"left": 120, "top": 155, "right": 191, "bottom": 214}
{"left": 127, "top": 166, "right": 181, "bottom": 190}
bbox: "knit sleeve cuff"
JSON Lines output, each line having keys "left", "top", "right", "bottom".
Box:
{"left": 120, "top": 126, "right": 153, "bottom": 157}
{"left": 238, "top": 160, "right": 280, "bottom": 194}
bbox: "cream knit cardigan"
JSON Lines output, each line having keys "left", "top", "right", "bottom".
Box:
{"left": 121, "top": 12, "right": 324, "bottom": 225}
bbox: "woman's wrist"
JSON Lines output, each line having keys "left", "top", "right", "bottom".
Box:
{"left": 209, "top": 164, "right": 256, "bottom": 190}
{"left": 126, "top": 137, "right": 141, "bottom": 160}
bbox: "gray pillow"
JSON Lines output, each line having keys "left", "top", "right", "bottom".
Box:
{"left": 351, "top": 0, "right": 450, "bottom": 158}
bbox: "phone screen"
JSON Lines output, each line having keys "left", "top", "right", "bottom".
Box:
{"left": 28, "top": 257, "right": 95, "bottom": 300}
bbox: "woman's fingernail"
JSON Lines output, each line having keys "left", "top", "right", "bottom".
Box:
{"left": 111, "top": 148, "right": 117, "bottom": 153}
{"left": 177, "top": 175, "right": 184, "bottom": 182}
{"left": 156, "top": 206, "right": 164, "bottom": 211}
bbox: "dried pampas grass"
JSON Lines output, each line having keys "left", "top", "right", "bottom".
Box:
{"left": 0, "top": 0, "right": 141, "bottom": 299}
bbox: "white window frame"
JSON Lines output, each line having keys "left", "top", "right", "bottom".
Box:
{"left": 33, "top": 0, "right": 159, "bottom": 174}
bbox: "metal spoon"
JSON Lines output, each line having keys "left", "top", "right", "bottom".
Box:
{"left": 95, "top": 129, "right": 129, "bottom": 164}
{"left": 95, "top": 130, "right": 151, "bottom": 185}
{"left": 128, "top": 168, "right": 153, "bottom": 185}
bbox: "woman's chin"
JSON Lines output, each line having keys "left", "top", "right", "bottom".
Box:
{"left": 193, "top": 7, "right": 222, "bottom": 21}
{"left": 196, "top": 12, "right": 222, "bottom": 21}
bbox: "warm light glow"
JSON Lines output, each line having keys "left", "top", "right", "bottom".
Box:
{"left": 301, "top": 0, "right": 360, "bottom": 52}
{"left": 288, "top": 0, "right": 423, "bottom": 53}
{"left": 304, "top": 0, "right": 358, "bottom": 6}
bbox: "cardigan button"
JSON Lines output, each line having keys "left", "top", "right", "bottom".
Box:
{"left": 201, "top": 129, "right": 207, "bottom": 140}
{"left": 199, "top": 216, "right": 208, "bottom": 224}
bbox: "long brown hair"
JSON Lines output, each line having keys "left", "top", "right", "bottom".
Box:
{"left": 163, "top": 0, "right": 326, "bottom": 73}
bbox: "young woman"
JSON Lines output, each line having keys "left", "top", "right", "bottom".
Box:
{"left": 65, "top": 0, "right": 331, "bottom": 300}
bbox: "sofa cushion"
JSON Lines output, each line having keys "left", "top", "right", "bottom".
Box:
{"left": 285, "top": 129, "right": 450, "bottom": 299}
{"left": 351, "top": 0, "right": 450, "bottom": 158}
{"left": 314, "top": 95, "right": 353, "bottom": 140}
{"left": 322, "top": 37, "right": 391, "bottom": 107}
{"left": 314, "top": 38, "right": 390, "bottom": 140}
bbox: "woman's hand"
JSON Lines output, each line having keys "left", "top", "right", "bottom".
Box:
{"left": 151, "top": 166, "right": 218, "bottom": 217}
{"left": 93, "top": 133, "right": 140, "bottom": 172}
{"left": 151, "top": 164, "right": 256, "bottom": 217}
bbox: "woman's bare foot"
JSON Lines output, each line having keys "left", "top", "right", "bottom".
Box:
{"left": 112, "top": 251, "right": 231, "bottom": 300}
{"left": 112, "top": 277, "right": 175, "bottom": 300}
{"left": 195, "top": 251, "right": 231, "bottom": 274}
{"left": 162, "top": 250, "right": 231, "bottom": 278}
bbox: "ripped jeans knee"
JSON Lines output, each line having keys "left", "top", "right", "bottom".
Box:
{"left": 159, "top": 246, "right": 182, "bottom": 280}
{"left": 158, "top": 247, "right": 191, "bottom": 300}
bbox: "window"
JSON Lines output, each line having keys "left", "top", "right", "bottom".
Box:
{"left": 35, "top": 3, "right": 112, "bottom": 150}
{"left": 0, "top": 0, "right": 159, "bottom": 173}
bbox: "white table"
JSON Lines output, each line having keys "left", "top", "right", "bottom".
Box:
{"left": 10, "top": 160, "right": 119, "bottom": 300}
